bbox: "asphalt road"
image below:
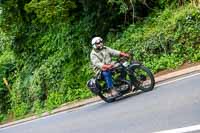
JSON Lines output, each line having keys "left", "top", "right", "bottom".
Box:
{"left": 1, "top": 73, "right": 200, "bottom": 133}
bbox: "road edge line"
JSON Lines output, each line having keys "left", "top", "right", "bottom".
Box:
{"left": 1, "top": 64, "right": 200, "bottom": 128}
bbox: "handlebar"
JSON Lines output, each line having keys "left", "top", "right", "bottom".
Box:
{"left": 102, "top": 49, "right": 136, "bottom": 71}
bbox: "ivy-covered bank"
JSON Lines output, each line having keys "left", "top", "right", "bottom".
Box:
{"left": 109, "top": 5, "right": 200, "bottom": 72}
{"left": 0, "top": 0, "right": 199, "bottom": 123}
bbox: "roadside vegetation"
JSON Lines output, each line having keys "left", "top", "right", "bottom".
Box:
{"left": 0, "top": 0, "right": 199, "bottom": 123}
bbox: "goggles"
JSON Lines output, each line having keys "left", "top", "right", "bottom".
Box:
{"left": 95, "top": 40, "right": 103, "bottom": 45}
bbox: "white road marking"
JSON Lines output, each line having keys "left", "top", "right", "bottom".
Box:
{"left": 155, "top": 72, "right": 200, "bottom": 88}
{"left": 0, "top": 72, "right": 200, "bottom": 130}
{"left": 0, "top": 100, "right": 103, "bottom": 130}
{"left": 154, "top": 124, "right": 200, "bottom": 133}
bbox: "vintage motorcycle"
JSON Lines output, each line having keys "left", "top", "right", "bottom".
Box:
{"left": 87, "top": 52, "right": 155, "bottom": 103}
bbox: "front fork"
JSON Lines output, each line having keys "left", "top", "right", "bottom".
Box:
{"left": 127, "top": 63, "right": 142, "bottom": 89}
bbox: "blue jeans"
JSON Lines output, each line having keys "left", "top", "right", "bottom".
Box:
{"left": 101, "top": 66, "right": 126, "bottom": 89}
{"left": 102, "top": 71, "right": 113, "bottom": 89}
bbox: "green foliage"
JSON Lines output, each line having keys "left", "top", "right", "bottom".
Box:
{"left": 0, "top": 27, "right": 15, "bottom": 121}
{"left": 11, "top": 102, "right": 29, "bottom": 118}
{"left": 108, "top": 0, "right": 129, "bottom": 14}
{"left": 0, "top": 30, "right": 12, "bottom": 52}
{"left": 109, "top": 4, "right": 200, "bottom": 73}
{"left": 5, "top": 19, "right": 94, "bottom": 119}
{"left": 0, "top": 50, "right": 15, "bottom": 117}
{"left": 32, "top": 100, "right": 44, "bottom": 115}
{"left": 0, "top": 0, "right": 199, "bottom": 123}
{"left": 25, "top": 0, "right": 77, "bottom": 24}
{"left": 45, "top": 91, "right": 65, "bottom": 110}
{"left": 156, "top": 0, "right": 191, "bottom": 8}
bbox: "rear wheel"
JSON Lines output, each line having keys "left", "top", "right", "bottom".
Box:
{"left": 129, "top": 65, "right": 155, "bottom": 92}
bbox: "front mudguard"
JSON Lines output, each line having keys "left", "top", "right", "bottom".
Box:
{"left": 127, "top": 62, "right": 142, "bottom": 84}
{"left": 128, "top": 62, "right": 142, "bottom": 70}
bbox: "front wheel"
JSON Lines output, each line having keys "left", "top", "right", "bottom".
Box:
{"left": 129, "top": 65, "right": 155, "bottom": 92}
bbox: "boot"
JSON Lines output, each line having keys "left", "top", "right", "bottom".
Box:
{"left": 110, "top": 88, "right": 119, "bottom": 97}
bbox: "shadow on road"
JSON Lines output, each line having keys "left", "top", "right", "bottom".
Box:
{"left": 114, "top": 90, "right": 144, "bottom": 102}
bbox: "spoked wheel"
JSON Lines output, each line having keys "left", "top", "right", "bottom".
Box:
{"left": 129, "top": 65, "right": 155, "bottom": 92}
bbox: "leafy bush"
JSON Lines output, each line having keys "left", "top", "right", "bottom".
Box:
{"left": 11, "top": 102, "right": 29, "bottom": 118}
{"left": 108, "top": 4, "right": 200, "bottom": 73}
{"left": 0, "top": 1, "right": 199, "bottom": 123}
{"left": 7, "top": 20, "right": 94, "bottom": 116}
{"left": 0, "top": 50, "right": 15, "bottom": 118}
{"left": 25, "top": 0, "right": 77, "bottom": 23}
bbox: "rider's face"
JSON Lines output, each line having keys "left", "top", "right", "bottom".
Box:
{"left": 95, "top": 42, "right": 103, "bottom": 49}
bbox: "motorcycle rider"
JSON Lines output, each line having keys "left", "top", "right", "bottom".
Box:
{"left": 90, "top": 37, "right": 129, "bottom": 96}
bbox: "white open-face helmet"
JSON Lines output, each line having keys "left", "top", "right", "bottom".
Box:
{"left": 91, "top": 37, "right": 103, "bottom": 49}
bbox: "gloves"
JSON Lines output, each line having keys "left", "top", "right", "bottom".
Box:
{"left": 120, "top": 52, "right": 130, "bottom": 57}
{"left": 102, "top": 64, "right": 113, "bottom": 71}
